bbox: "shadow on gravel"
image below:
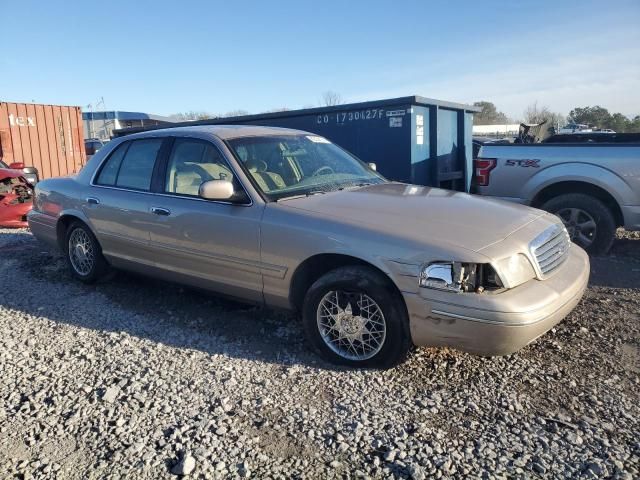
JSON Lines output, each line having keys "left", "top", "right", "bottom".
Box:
{"left": 0, "top": 237, "right": 339, "bottom": 370}
{"left": 589, "top": 239, "right": 640, "bottom": 288}
{"left": 1, "top": 232, "right": 638, "bottom": 369}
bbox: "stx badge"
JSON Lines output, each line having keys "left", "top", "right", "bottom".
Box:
{"left": 505, "top": 159, "right": 541, "bottom": 167}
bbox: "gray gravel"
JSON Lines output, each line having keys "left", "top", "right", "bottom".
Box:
{"left": 1, "top": 228, "right": 639, "bottom": 478}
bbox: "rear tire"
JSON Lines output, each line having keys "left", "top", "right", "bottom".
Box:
{"left": 541, "top": 193, "right": 615, "bottom": 255}
{"left": 302, "top": 266, "right": 411, "bottom": 369}
{"left": 64, "top": 221, "right": 109, "bottom": 283}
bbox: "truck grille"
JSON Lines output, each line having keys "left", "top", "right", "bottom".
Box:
{"left": 530, "top": 224, "right": 571, "bottom": 277}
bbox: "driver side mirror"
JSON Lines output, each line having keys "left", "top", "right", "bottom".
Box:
{"left": 368, "top": 162, "right": 377, "bottom": 171}
{"left": 199, "top": 180, "right": 235, "bottom": 201}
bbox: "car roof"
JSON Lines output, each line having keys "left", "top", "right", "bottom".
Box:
{"left": 125, "top": 125, "right": 309, "bottom": 141}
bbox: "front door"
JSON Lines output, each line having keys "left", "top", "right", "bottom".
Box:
{"left": 146, "top": 137, "right": 264, "bottom": 302}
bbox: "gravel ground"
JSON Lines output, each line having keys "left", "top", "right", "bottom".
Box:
{"left": 0, "top": 228, "right": 639, "bottom": 479}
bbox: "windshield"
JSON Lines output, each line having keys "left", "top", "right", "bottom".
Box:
{"left": 227, "top": 134, "right": 385, "bottom": 200}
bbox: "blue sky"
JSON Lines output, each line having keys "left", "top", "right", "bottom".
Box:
{"left": 2, "top": 0, "right": 639, "bottom": 119}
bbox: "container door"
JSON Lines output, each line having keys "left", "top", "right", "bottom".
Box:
{"left": 435, "top": 108, "right": 466, "bottom": 191}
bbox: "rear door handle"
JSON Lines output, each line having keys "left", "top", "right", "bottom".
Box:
{"left": 86, "top": 197, "right": 100, "bottom": 205}
{"left": 150, "top": 206, "right": 171, "bottom": 216}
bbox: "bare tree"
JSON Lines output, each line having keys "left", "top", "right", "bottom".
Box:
{"left": 523, "top": 102, "right": 566, "bottom": 129}
{"left": 219, "top": 110, "right": 250, "bottom": 118}
{"left": 262, "top": 107, "right": 291, "bottom": 113}
{"left": 170, "top": 111, "right": 214, "bottom": 121}
{"left": 321, "top": 91, "right": 343, "bottom": 106}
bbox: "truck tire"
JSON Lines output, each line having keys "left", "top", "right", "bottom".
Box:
{"left": 302, "top": 266, "right": 411, "bottom": 369}
{"left": 64, "top": 221, "right": 110, "bottom": 283}
{"left": 541, "top": 193, "right": 615, "bottom": 255}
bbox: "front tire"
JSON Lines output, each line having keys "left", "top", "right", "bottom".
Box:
{"left": 64, "top": 221, "right": 109, "bottom": 283}
{"left": 302, "top": 266, "right": 411, "bottom": 369}
{"left": 541, "top": 193, "right": 615, "bottom": 255}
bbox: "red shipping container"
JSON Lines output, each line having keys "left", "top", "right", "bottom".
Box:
{"left": 0, "top": 101, "right": 87, "bottom": 180}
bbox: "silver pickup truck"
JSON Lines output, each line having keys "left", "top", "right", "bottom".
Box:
{"left": 473, "top": 143, "right": 640, "bottom": 254}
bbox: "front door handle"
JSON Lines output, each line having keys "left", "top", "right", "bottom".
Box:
{"left": 150, "top": 206, "right": 171, "bottom": 216}
{"left": 86, "top": 197, "right": 100, "bottom": 205}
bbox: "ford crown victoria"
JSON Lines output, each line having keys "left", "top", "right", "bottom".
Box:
{"left": 28, "top": 126, "right": 589, "bottom": 368}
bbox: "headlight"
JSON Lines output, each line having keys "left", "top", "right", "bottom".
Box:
{"left": 493, "top": 254, "right": 536, "bottom": 289}
{"left": 420, "top": 262, "right": 479, "bottom": 293}
{"left": 24, "top": 173, "right": 38, "bottom": 185}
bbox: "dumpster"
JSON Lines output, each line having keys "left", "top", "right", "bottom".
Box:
{"left": 115, "top": 96, "right": 479, "bottom": 191}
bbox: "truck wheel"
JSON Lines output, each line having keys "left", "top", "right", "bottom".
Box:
{"left": 541, "top": 193, "right": 615, "bottom": 255}
{"left": 302, "top": 266, "right": 411, "bottom": 369}
{"left": 65, "top": 221, "right": 109, "bottom": 283}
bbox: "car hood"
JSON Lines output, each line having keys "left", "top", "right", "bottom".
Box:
{"left": 279, "top": 183, "right": 546, "bottom": 253}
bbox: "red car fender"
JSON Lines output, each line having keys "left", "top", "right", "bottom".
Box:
{"left": 0, "top": 168, "right": 33, "bottom": 228}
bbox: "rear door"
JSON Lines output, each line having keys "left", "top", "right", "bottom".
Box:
{"left": 85, "top": 138, "right": 166, "bottom": 265}
{"left": 145, "top": 137, "right": 264, "bottom": 302}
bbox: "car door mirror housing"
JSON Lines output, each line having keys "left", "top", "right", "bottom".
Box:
{"left": 199, "top": 179, "right": 235, "bottom": 201}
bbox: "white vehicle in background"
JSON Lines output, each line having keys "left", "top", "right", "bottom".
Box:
{"left": 558, "top": 123, "right": 592, "bottom": 134}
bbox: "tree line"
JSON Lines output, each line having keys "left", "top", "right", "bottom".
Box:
{"left": 473, "top": 101, "right": 640, "bottom": 133}
{"left": 170, "top": 91, "right": 343, "bottom": 122}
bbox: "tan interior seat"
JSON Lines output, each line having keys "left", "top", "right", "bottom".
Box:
{"left": 174, "top": 163, "right": 210, "bottom": 196}
{"left": 245, "top": 158, "right": 286, "bottom": 192}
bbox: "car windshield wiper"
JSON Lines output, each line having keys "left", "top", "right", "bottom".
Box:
{"left": 338, "top": 182, "right": 374, "bottom": 191}
{"left": 276, "top": 190, "right": 327, "bottom": 202}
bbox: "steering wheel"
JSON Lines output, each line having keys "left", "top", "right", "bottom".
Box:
{"left": 311, "top": 166, "right": 334, "bottom": 176}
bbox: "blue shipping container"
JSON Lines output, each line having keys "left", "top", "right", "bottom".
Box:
{"left": 116, "top": 96, "right": 479, "bottom": 192}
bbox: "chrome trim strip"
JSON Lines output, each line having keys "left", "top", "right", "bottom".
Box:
{"left": 97, "top": 230, "right": 149, "bottom": 247}
{"left": 430, "top": 305, "right": 549, "bottom": 327}
{"left": 148, "top": 240, "right": 288, "bottom": 278}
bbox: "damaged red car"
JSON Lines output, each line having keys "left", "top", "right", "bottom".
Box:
{"left": 0, "top": 160, "right": 34, "bottom": 228}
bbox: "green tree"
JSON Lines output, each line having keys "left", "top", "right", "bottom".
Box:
{"left": 628, "top": 115, "right": 640, "bottom": 133}
{"left": 473, "top": 101, "right": 509, "bottom": 125}
{"left": 609, "top": 113, "right": 629, "bottom": 132}
{"left": 568, "top": 106, "right": 611, "bottom": 128}
{"left": 568, "top": 106, "right": 640, "bottom": 132}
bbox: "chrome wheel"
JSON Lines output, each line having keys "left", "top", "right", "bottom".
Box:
{"left": 316, "top": 290, "right": 386, "bottom": 361}
{"left": 68, "top": 228, "right": 95, "bottom": 276}
{"left": 556, "top": 207, "right": 597, "bottom": 249}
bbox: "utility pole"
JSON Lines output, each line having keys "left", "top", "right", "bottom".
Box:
{"left": 86, "top": 103, "right": 94, "bottom": 139}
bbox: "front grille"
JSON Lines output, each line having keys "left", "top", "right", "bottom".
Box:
{"left": 530, "top": 224, "right": 571, "bottom": 277}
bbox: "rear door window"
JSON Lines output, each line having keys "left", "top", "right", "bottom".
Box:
{"left": 96, "top": 139, "right": 163, "bottom": 190}
{"left": 115, "top": 139, "right": 163, "bottom": 191}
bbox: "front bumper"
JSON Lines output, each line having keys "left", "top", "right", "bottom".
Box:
{"left": 405, "top": 246, "right": 590, "bottom": 355}
{"left": 0, "top": 202, "right": 32, "bottom": 228}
